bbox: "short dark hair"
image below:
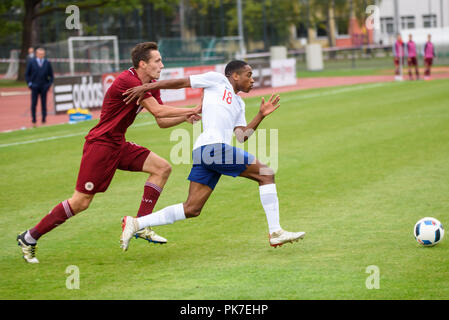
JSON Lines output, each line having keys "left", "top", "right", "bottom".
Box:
{"left": 225, "top": 60, "right": 248, "bottom": 77}
{"left": 131, "top": 42, "right": 158, "bottom": 69}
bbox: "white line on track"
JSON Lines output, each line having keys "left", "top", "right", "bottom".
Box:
{"left": 0, "top": 91, "right": 29, "bottom": 97}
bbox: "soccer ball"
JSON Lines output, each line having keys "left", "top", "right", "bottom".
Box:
{"left": 414, "top": 217, "right": 445, "bottom": 246}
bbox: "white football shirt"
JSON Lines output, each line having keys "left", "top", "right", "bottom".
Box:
{"left": 190, "top": 72, "right": 247, "bottom": 150}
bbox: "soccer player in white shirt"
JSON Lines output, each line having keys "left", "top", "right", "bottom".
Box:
{"left": 120, "top": 60, "right": 305, "bottom": 249}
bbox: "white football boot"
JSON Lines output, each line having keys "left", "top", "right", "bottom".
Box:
{"left": 17, "top": 231, "right": 39, "bottom": 263}
{"left": 120, "top": 216, "right": 139, "bottom": 251}
{"left": 134, "top": 227, "right": 167, "bottom": 244}
{"left": 269, "top": 229, "right": 306, "bottom": 248}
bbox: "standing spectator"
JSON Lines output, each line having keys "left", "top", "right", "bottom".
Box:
{"left": 423, "top": 34, "right": 436, "bottom": 81}
{"left": 25, "top": 48, "right": 54, "bottom": 126}
{"left": 393, "top": 34, "right": 405, "bottom": 81}
{"left": 406, "top": 34, "right": 419, "bottom": 80}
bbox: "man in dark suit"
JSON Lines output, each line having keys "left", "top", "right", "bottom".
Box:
{"left": 25, "top": 48, "right": 54, "bottom": 125}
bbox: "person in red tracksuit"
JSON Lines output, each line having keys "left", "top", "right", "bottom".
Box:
{"left": 423, "top": 34, "right": 436, "bottom": 80}
{"left": 406, "top": 34, "right": 420, "bottom": 80}
{"left": 393, "top": 34, "right": 405, "bottom": 81}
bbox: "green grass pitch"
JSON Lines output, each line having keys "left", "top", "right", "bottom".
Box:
{"left": 1, "top": 79, "right": 448, "bottom": 300}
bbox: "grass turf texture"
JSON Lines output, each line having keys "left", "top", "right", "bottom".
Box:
{"left": 1, "top": 79, "right": 448, "bottom": 300}
{"left": 0, "top": 79, "right": 28, "bottom": 88}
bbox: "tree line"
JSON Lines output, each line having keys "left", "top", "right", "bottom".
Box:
{"left": 0, "top": 0, "right": 373, "bottom": 81}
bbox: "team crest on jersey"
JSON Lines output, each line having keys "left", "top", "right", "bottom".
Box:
{"left": 85, "top": 182, "right": 94, "bottom": 191}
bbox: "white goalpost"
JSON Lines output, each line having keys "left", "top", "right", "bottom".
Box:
{"left": 67, "top": 35, "right": 120, "bottom": 75}
{"left": 3, "top": 49, "right": 19, "bottom": 79}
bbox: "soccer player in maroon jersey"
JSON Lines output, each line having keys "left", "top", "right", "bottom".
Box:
{"left": 406, "top": 34, "right": 419, "bottom": 81}
{"left": 423, "top": 34, "right": 436, "bottom": 80}
{"left": 393, "top": 33, "right": 405, "bottom": 81}
{"left": 16, "top": 42, "right": 201, "bottom": 263}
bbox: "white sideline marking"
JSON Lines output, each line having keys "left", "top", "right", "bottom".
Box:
{"left": 0, "top": 120, "right": 155, "bottom": 148}
{"left": 0, "top": 132, "right": 85, "bottom": 148}
{"left": 279, "top": 82, "right": 387, "bottom": 103}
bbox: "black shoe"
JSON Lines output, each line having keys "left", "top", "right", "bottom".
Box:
{"left": 17, "top": 231, "right": 39, "bottom": 263}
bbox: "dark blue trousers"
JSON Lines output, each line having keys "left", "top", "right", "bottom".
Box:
{"left": 30, "top": 86, "right": 48, "bottom": 123}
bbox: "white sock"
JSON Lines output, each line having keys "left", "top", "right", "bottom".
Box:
{"left": 137, "top": 203, "right": 186, "bottom": 229}
{"left": 24, "top": 230, "right": 37, "bottom": 244}
{"left": 259, "top": 184, "right": 282, "bottom": 234}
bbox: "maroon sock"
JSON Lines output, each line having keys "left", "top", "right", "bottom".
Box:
{"left": 29, "top": 200, "right": 74, "bottom": 240}
{"left": 136, "top": 182, "right": 162, "bottom": 217}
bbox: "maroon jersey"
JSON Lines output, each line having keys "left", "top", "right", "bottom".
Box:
{"left": 85, "top": 67, "right": 163, "bottom": 145}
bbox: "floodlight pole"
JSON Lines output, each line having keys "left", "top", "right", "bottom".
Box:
{"left": 180, "top": 0, "right": 186, "bottom": 39}
{"left": 394, "top": 0, "right": 400, "bottom": 35}
{"left": 393, "top": 0, "right": 403, "bottom": 79}
{"left": 68, "top": 37, "right": 74, "bottom": 75}
{"left": 237, "top": 0, "right": 246, "bottom": 58}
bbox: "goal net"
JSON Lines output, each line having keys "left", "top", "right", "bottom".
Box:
{"left": 42, "top": 35, "right": 120, "bottom": 75}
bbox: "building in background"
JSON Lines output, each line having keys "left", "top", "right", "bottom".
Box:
{"left": 376, "top": 0, "right": 449, "bottom": 45}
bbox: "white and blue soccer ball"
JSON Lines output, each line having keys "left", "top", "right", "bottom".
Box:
{"left": 414, "top": 217, "right": 445, "bottom": 246}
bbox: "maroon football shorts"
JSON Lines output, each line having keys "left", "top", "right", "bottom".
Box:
{"left": 394, "top": 57, "right": 405, "bottom": 66}
{"left": 76, "top": 141, "right": 151, "bottom": 194}
{"left": 407, "top": 57, "right": 418, "bottom": 66}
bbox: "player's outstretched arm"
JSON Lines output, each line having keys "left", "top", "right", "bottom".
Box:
{"left": 234, "top": 94, "right": 280, "bottom": 143}
{"left": 149, "top": 87, "right": 202, "bottom": 128}
{"left": 155, "top": 114, "right": 202, "bottom": 128}
{"left": 123, "top": 78, "right": 191, "bottom": 105}
{"left": 142, "top": 96, "right": 200, "bottom": 119}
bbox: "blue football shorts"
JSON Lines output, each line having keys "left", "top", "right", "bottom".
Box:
{"left": 188, "top": 143, "right": 256, "bottom": 190}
